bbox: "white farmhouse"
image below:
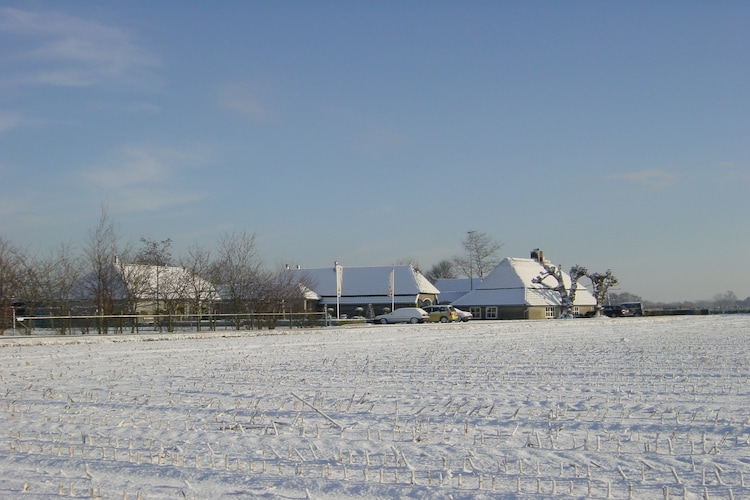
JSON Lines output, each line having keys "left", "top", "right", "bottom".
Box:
{"left": 448, "top": 251, "right": 596, "bottom": 320}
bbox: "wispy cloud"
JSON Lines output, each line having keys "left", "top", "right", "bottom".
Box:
{"left": 610, "top": 169, "right": 678, "bottom": 188}
{"left": 217, "top": 81, "right": 277, "bottom": 123}
{"left": 0, "top": 110, "right": 49, "bottom": 134}
{"left": 0, "top": 7, "right": 158, "bottom": 88}
{"left": 86, "top": 144, "right": 211, "bottom": 213}
{"left": 0, "top": 111, "right": 22, "bottom": 133}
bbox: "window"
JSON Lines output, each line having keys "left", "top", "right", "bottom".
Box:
{"left": 545, "top": 306, "right": 556, "bottom": 319}
{"left": 486, "top": 307, "right": 498, "bottom": 319}
{"left": 469, "top": 307, "right": 481, "bottom": 319}
{"left": 572, "top": 306, "right": 580, "bottom": 317}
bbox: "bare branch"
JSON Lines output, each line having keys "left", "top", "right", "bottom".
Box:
{"left": 454, "top": 231, "right": 503, "bottom": 280}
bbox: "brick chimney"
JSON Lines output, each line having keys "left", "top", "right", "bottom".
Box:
{"left": 530, "top": 248, "right": 544, "bottom": 264}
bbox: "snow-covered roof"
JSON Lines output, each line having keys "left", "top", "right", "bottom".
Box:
{"left": 119, "top": 264, "right": 220, "bottom": 301}
{"left": 432, "top": 278, "right": 482, "bottom": 303}
{"left": 298, "top": 284, "right": 320, "bottom": 301}
{"left": 453, "top": 257, "right": 596, "bottom": 307}
{"left": 286, "top": 265, "right": 438, "bottom": 301}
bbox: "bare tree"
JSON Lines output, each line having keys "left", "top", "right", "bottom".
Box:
{"left": 12, "top": 251, "right": 42, "bottom": 325}
{"left": 454, "top": 231, "right": 502, "bottom": 280}
{"left": 178, "top": 245, "right": 215, "bottom": 331}
{"left": 393, "top": 257, "right": 421, "bottom": 274}
{"left": 135, "top": 237, "right": 173, "bottom": 331}
{"left": 135, "top": 238, "right": 172, "bottom": 264}
{"left": 245, "top": 268, "right": 277, "bottom": 328}
{"left": 211, "top": 231, "right": 263, "bottom": 329}
{"left": 0, "top": 236, "right": 26, "bottom": 332}
{"left": 609, "top": 291, "right": 641, "bottom": 305}
{"left": 115, "top": 260, "right": 147, "bottom": 332}
{"left": 3, "top": 242, "right": 84, "bottom": 334}
{"left": 587, "top": 270, "right": 618, "bottom": 317}
{"left": 713, "top": 290, "right": 739, "bottom": 312}
{"left": 533, "top": 262, "right": 588, "bottom": 319}
{"left": 31, "top": 243, "right": 83, "bottom": 334}
{"left": 425, "top": 259, "right": 457, "bottom": 283}
{"left": 251, "top": 266, "right": 320, "bottom": 328}
{"left": 81, "top": 206, "right": 123, "bottom": 333}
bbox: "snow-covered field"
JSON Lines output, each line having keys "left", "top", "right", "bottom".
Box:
{"left": 1, "top": 315, "right": 749, "bottom": 499}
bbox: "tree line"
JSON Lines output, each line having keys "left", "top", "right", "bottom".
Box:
{"left": 0, "top": 207, "right": 313, "bottom": 333}
{"left": 4, "top": 216, "right": 746, "bottom": 332}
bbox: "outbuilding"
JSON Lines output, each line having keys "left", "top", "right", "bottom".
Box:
{"left": 286, "top": 265, "right": 439, "bottom": 319}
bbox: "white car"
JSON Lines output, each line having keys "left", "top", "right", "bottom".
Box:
{"left": 372, "top": 307, "right": 430, "bottom": 324}
{"left": 453, "top": 307, "right": 473, "bottom": 322}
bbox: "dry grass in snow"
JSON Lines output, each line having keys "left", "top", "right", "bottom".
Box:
{"left": 1, "top": 315, "right": 749, "bottom": 499}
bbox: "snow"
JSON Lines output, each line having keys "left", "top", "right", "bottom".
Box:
{"left": 1, "top": 315, "right": 749, "bottom": 499}
{"left": 452, "top": 258, "right": 596, "bottom": 308}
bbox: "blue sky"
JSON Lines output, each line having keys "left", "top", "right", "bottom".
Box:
{"left": 1, "top": 1, "right": 748, "bottom": 302}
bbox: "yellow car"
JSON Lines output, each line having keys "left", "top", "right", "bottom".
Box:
{"left": 422, "top": 304, "right": 459, "bottom": 323}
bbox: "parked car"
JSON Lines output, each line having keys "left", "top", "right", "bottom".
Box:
{"left": 620, "top": 302, "right": 645, "bottom": 317}
{"left": 602, "top": 305, "right": 627, "bottom": 317}
{"left": 372, "top": 307, "right": 430, "bottom": 324}
{"left": 422, "top": 304, "right": 458, "bottom": 323}
{"left": 453, "top": 307, "right": 473, "bottom": 322}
